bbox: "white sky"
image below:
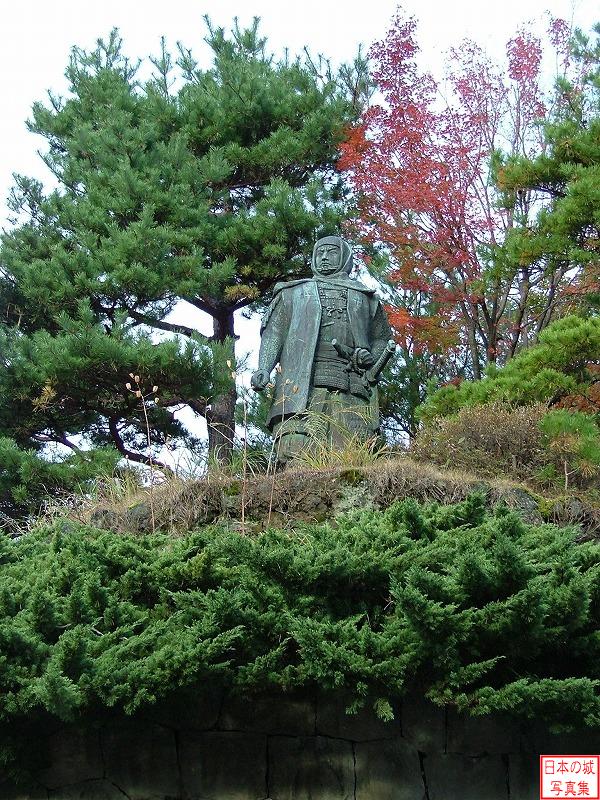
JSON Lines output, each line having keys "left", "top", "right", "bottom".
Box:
{"left": 2, "top": 0, "right": 597, "bottom": 231}
{"left": 0, "top": 0, "right": 597, "bottom": 454}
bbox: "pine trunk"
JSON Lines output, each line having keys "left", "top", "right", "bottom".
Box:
{"left": 207, "top": 310, "right": 237, "bottom": 465}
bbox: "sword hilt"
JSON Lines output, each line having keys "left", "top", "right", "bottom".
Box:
{"left": 364, "top": 339, "right": 397, "bottom": 384}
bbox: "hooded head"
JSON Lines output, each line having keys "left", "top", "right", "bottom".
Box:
{"left": 311, "top": 236, "right": 353, "bottom": 278}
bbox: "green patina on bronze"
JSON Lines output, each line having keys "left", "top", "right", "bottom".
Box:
{"left": 251, "top": 236, "right": 395, "bottom": 460}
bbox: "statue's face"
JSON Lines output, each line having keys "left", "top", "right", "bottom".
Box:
{"left": 314, "top": 244, "right": 342, "bottom": 275}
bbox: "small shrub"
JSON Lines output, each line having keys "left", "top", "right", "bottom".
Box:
{"left": 540, "top": 410, "right": 600, "bottom": 490}
{"left": 410, "top": 403, "right": 547, "bottom": 480}
{"left": 412, "top": 402, "right": 600, "bottom": 493}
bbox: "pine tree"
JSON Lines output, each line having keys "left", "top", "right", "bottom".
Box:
{"left": 418, "top": 315, "right": 600, "bottom": 421}
{"left": 0, "top": 19, "right": 363, "bottom": 508}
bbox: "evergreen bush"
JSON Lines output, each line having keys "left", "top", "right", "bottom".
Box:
{"left": 540, "top": 409, "right": 600, "bottom": 490}
{"left": 0, "top": 495, "right": 598, "bottom": 767}
{"left": 418, "top": 315, "right": 600, "bottom": 422}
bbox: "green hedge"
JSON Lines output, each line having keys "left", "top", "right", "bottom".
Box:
{"left": 1, "top": 496, "right": 599, "bottom": 743}
{"left": 418, "top": 315, "right": 600, "bottom": 421}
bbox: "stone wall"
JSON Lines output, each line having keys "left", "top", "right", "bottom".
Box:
{"left": 1, "top": 689, "right": 599, "bottom": 800}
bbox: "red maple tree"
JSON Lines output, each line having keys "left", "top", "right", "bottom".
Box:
{"left": 340, "top": 13, "right": 584, "bottom": 383}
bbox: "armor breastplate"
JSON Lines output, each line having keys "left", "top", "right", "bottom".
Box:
{"left": 315, "top": 283, "right": 351, "bottom": 360}
{"left": 312, "top": 281, "right": 368, "bottom": 399}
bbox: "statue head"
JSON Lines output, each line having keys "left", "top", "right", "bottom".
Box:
{"left": 312, "top": 236, "right": 353, "bottom": 278}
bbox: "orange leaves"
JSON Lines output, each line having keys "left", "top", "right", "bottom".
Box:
{"left": 338, "top": 124, "right": 369, "bottom": 168}
{"left": 387, "top": 306, "right": 460, "bottom": 354}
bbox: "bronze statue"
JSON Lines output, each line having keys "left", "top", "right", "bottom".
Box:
{"left": 251, "top": 236, "right": 395, "bottom": 462}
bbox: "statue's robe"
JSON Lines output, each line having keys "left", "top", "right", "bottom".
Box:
{"left": 257, "top": 276, "right": 392, "bottom": 430}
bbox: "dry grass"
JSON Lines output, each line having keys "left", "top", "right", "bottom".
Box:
{"left": 410, "top": 402, "right": 548, "bottom": 481}
{"left": 292, "top": 434, "right": 390, "bottom": 470}
{"left": 39, "top": 453, "right": 596, "bottom": 539}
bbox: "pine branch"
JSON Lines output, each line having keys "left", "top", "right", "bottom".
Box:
{"left": 31, "top": 432, "right": 82, "bottom": 452}
{"left": 107, "top": 417, "right": 173, "bottom": 474}
{"left": 183, "top": 296, "right": 217, "bottom": 317}
{"left": 187, "top": 398, "right": 208, "bottom": 416}
{"left": 153, "top": 395, "right": 208, "bottom": 417}
{"left": 128, "top": 310, "right": 204, "bottom": 340}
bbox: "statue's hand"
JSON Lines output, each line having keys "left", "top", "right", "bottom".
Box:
{"left": 250, "top": 369, "right": 270, "bottom": 391}
{"left": 354, "top": 348, "right": 375, "bottom": 369}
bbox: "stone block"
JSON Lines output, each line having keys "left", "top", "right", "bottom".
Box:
{"left": 423, "top": 753, "right": 508, "bottom": 800}
{"left": 354, "top": 738, "right": 423, "bottom": 800}
{"left": 36, "top": 727, "right": 103, "bottom": 790}
{"left": 401, "top": 695, "right": 446, "bottom": 753}
{"left": 48, "top": 779, "right": 128, "bottom": 799}
{"left": 142, "top": 686, "right": 224, "bottom": 731}
{"left": 446, "top": 710, "right": 520, "bottom": 755}
{"left": 0, "top": 779, "right": 47, "bottom": 800}
{"left": 316, "top": 694, "right": 399, "bottom": 741}
{"left": 101, "top": 722, "right": 179, "bottom": 799}
{"left": 219, "top": 691, "right": 316, "bottom": 736}
{"left": 179, "top": 730, "right": 266, "bottom": 799}
{"left": 508, "top": 754, "right": 538, "bottom": 800}
{"left": 268, "top": 735, "right": 354, "bottom": 800}
{"left": 519, "top": 721, "right": 600, "bottom": 755}
{"left": 500, "top": 488, "right": 543, "bottom": 525}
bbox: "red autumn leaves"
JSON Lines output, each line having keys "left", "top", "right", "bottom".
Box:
{"left": 339, "top": 12, "right": 582, "bottom": 374}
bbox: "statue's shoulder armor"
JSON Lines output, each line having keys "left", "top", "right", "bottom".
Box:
{"left": 261, "top": 292, "right": 281, "bottom": 332}
{"left": 347, "top": 281, "right": 376, "bottom": 297}
{"left": 261, "top": 281, "right": 305, "bottom": 331}
{"left": 272, "top": 278, "right": 312, "bottom": 295}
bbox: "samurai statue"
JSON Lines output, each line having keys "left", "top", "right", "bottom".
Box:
{"left": 250, "top": 235, "right": 396, "bottom": 463}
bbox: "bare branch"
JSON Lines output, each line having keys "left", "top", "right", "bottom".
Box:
{"left": 128, "top": 309, "right": 203, "bottom": 340}
{"left": 107, "top": 417, "right": 174, "bottom": 474}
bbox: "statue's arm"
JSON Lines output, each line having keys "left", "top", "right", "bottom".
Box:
{"left": 371, "top": 300, "right": 394, "bottom": 359}
{"left": 251, "top": 292, "right": 288, "bottom": 390}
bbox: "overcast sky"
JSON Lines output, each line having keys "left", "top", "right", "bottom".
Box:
{"left": 0, "top": 0, "right": 597, "bottom": 433}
